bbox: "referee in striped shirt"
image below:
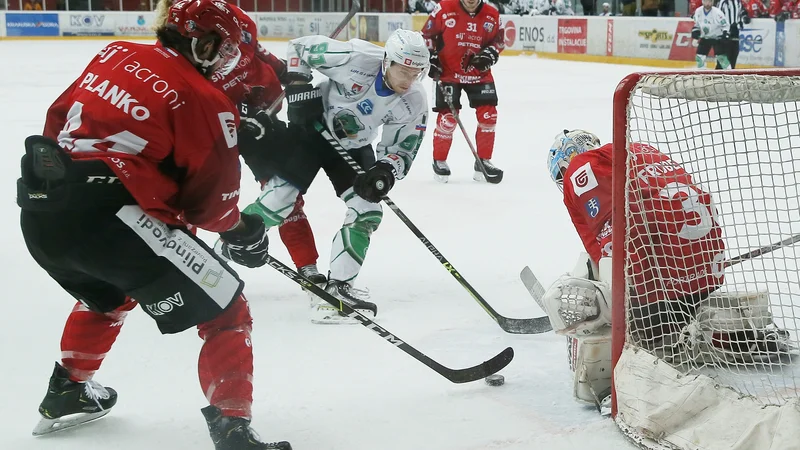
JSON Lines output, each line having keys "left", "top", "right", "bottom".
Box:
{"left": 717, "top": 0, "right": 749, "bottom": 69}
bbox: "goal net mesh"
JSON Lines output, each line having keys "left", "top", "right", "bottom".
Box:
{"left": 621, "top": 73, "right": 800, "bottom": 408}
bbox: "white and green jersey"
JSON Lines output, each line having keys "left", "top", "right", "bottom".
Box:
{"left": 286, "top": 36, "right": 428, "bottom": 180}
{"left": 692, "top": 6, "right": 729, "bottom": 39}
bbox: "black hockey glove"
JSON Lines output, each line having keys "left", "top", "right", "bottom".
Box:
{"left": 285, "top": 83, "right": 324, "bottom": 127}
{"left": 691, "top": 28, "right": 701, "bottom": 40}
{"left": 353, "top": 161, "right": 395, "bottom": 203}
{"left": 237, "top": 103, "right": 286, "bottom": 181}
{"left": 722, "top": 30, "right": 730, "bottom": 41}
{"left": 469, "top": 46, "right": 499, "bottom": 72}
{"left": 218, "top": 213, "right": 269, "bottom": 268}
{"left": 741, "top": 9, "right": 752, "bottom": 24}
{"left": 428, "top": 53, "right": 443, "bottom": 81}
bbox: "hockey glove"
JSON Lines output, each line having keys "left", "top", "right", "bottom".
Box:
{"left": 722, "top": 30, "right": 730, "bottom": 41}
{"left": 741, "top": 9, "right": 752, "bottom": 24}
{"left": 353, "top": 161, "right": 395, "bottom": 203}
{"left": 691, "top": 28, "right": 701, "bottom": 40}
{"left": 237, "top": 103, "right": 286, "bottom": 181}
{"left": 469, "top": 46, "right": 499, "bottom": 72}
{"left": 285, "top": 84, "right": 324, "bottom": 127}
{"left": 428, "top": 53, "right": 443, "bottom": 81}
{"left": 217, "top": 213, "right": 269, "bottom": 268}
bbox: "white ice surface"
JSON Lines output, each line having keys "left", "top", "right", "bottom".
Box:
{"left": 0, "top": 39, "right": 655, "bottom": 450}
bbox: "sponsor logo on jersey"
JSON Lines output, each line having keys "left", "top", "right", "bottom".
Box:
{"left": 415, "top": 124, "right": 426, "bottom": 131}
{"left": 145, "top": 292, "right": 184, "bottom": 316}
{"left": 289, "top": 57, "right": 300, "bottom": 67}
{"left": 445, "top": 18, "right": 456, "bottom": 28}
{"left": 570, "top": 162, "right": 598, "bottom": 196}
{"left": 585, "top": 197, "right": 600, "bottom": 218}
{"left": 357, "top": 99, "right": 374, "bottom": 115}
{"left": 333, "top": 109, "right": 366, "bottom": 139}
{"left": 218, "top": 112, "right": 237, "bottom": 148}
{"left": 352, "top": 83, "right": 363, "bottom": 92}
{"left": 484, "top": 22, "right": 494, "bottom": 33}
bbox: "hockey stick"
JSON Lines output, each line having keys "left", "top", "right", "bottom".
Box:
{"left": 264, "top": 254, "right": 514, "bottom": 383}
{"left": 724, "top": 233, "right": 800, "bottom": 268}
{"left": 314, "top": 122, "right": 552, "bottom": 334}
{"left": 265, "top": 0, "right": 361, "bottom": 116}
{"left": 435, "top": 81, "right": 498, "bottom": 184}
{"left": 519, "top": 266, "right": 546, "bottom": 312}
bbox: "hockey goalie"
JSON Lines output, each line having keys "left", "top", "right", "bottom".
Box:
{"left": 539, "top": 130, "right": 794, "bottom": 409}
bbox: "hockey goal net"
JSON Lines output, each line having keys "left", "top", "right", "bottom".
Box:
{"left": 611, "top": 70, "right": 800, "bottom": 450}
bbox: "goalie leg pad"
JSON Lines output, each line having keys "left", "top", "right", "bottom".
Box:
{"left": 695, "top": 291, "right": 795, "bottom": 364}
{"left": 568, "top": 328, "right": 612, "bottom": 405}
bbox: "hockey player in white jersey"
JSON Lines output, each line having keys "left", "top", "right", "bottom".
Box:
{"left": 692, "top": 0, "right": 731, "bottom": 69}
{"left": 222, "top": 29, "right": 429, "bottom": 324}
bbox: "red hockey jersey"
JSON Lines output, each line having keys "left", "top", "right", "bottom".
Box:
{"left": 421, "top": 0, "right": 504, "bottom": 84}
{"left": 563, "top": 143, "right": 725, "bottom": 304}
{"left": 209, "top": 6, "right": 284, "bottom": 110}
{"left": 43, "top": 41, "right": 242, "bottom": 233}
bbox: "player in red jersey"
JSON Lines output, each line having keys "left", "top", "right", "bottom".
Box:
{"left": 19, "top": 1, "right": 289, "bottom": 448}
{"left": 422, "top": 0, "right": 504, "bottom": 183}
{"left": 154, "top": 0, "right": 325, "bottom": 286}
{"left": 535, "top": 130, "right": 791, "bottom": 408}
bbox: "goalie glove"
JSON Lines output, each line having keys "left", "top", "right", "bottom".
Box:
{"left": 542, "top": 274, "right": 612, "bottom": 337}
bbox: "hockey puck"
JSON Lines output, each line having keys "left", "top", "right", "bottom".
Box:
{"left": 485, "top": 374, "right": 505, "bottom": 386}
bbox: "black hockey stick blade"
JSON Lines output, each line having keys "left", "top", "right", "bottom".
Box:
{"left": 264, "top": 254, "right": 514, "bottom": 383}
{"left": 265, "top": 0, "right": 360, "bottom": 115}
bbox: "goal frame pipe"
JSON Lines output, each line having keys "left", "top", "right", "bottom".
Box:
{"left": 609, "top": 68, "right": 800, "bottom": 418}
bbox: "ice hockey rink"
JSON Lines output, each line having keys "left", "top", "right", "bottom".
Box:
{"left": 0, "top": 39, "right": 665, "bottom": 450}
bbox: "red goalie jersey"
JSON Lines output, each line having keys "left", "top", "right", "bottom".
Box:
{"left": 421, "top": 0, "right": 504, "bottom": 84}
{"left": 563, "top": 143, "right": 726, "bottom": 304}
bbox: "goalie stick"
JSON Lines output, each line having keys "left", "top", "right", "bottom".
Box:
{"left": 266, "top": 254, "right": 515, "bottom": 383}
{"left": 436, "top": 81, "right": 498, "bottom": 184}
{"left": 314, "top": 122, "right": 552, "bottom": 335}
{"left": 724, "top": 233, "right": 800, "bottom": 268}
{"left": 265, "top": 0, "right": 360, "bottom": 116}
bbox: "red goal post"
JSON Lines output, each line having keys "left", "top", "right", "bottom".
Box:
{"left": 610, "top": 69, "right": 800, "bottom": 450}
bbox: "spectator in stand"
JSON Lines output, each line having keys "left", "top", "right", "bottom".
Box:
{"left": 622, "top": 0, "right": 636, "bottom": 15}
{"left": 408, "top": 0, "right": 437, "bottom": 13}
{"left": 33, "top": 0, "right": 42, "bottom": 9}
{"left": 23, "top": 0, "right": 32, "bottom": 9}
{"left": 138, "top": 0, "right": 150, "bottom": 10}
{"left": 598, "top": 2, "right": 611, "bottom": 14}
{"left": 659, "top": 0, "right": 674, "bottom": 15}
{"left": 770, "top": 0, "right": 800, "bottom": 20}
{"left": 742, "top": 0, "right": 769, "bottom": 17}
{"left": 642, "top": 0, "right": 660, "bottom": 16}
{"left": 689, "top": 0, "right": 701, "bottom": 15}
{"left": 581, "top": 0, "right": 594, "bottom": 15}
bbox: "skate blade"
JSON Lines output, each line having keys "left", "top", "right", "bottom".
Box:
{"left": 32, "top": 409, "right": 111, "bottom": 436}
{"left": 473, "top": 171, "right": 503, "bottom": 184}
{"left": 433, "top": 174, "right": 449, "bottom": 183}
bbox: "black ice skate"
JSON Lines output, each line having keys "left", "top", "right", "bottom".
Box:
{"left": 432, "top": 160, "right": 451, "bottom": 183}
{"left": 32, "top": 362, "right": 118, "bottom": 436}
{"left": 311, "top": 280, "right": 378, "bottom": 324}
{"left": 299, "top": 264, "right": 327, "bottom": 288}
{"left": 202, "top": 405, "right": 292, "bottom": 450}
{"left": 473, "top": 159, "right": 503, "bottom": 184}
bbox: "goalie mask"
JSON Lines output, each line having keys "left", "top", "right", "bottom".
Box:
{"left": 547, "top": 129, "right": 601, "bottom": 192}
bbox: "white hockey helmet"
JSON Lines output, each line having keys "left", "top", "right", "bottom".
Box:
{"left": 547, "top": 129, "right": 601, "bottom": 191}
{"left": 382, "top": 29, "right": 430, "bottom": 79}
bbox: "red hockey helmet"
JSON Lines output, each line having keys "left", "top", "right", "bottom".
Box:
{"left": 168, "top": 0, "right": 242, "bottom": 76}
